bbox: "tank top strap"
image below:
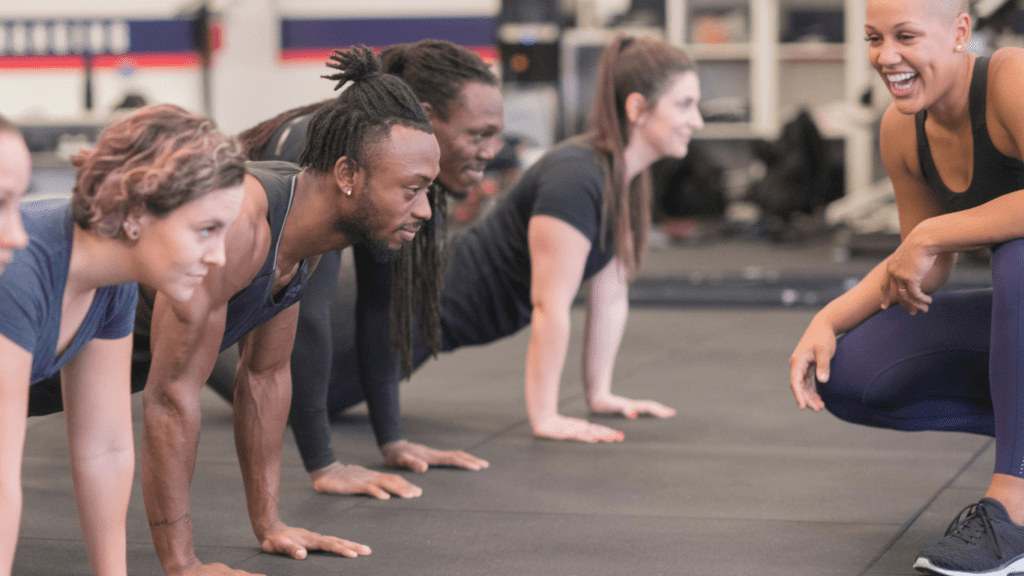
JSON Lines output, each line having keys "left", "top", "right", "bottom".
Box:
{"left": 914, "top": 107, "right": 942, "bottom": 194}
{"left": 968, "top": 56, "right": 990, "bottom": 130}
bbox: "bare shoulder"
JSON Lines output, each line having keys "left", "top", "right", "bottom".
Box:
{"left": 987, "top": 47, "right": 1024, "bottom": 100}
{"left": 986, "top": 48, "right": 1024, "bottom": 161}
{"left": 989, "top": 46, "right": 1024, "bottom": 72}
{"left": 206, "top": 173, "right": 273, "bottom": 301}
{"left": 878, "top": 103, "right": 921, "bottom": 180}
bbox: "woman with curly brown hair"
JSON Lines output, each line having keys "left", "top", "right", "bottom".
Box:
{"left": 0, "top": 103, "right": 246, "bottom": 576}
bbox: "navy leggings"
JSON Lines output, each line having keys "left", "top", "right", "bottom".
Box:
{"left": 818, "top": 238, "right": 1024, "bottom": 478}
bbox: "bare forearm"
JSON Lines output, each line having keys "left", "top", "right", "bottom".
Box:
{"left": 581, "top": 263, "right": 628, "bottom": 404}
{"left": 69, "top": 448, "right": 133, "bottom": 576}
{"left": 913, "top": 191, "right": 1024, "bottom": 254}
{"left": 525, "top": 305, "right": 572, "bottom": 429}
{"left": 233, "top": 368, "right": 290, "bottom": 539}
{"left": 141, "top": 395, "right": 202, "bottom": 575}
{"left": 0, "top": 484, "right": 21, "bottom": 575}
{"left": 815, "top": 258, "right": 895, "bottom": 335}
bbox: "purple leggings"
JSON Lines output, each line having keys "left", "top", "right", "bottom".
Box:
{"left": 817, "top": 238, "right": 1024, "bottom": 478}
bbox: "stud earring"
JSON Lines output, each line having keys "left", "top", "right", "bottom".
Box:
{"left": 123, "top": 221, "right": 139, "bottom": 240}
{"left": 956, "top": 45, "right": 964, "bottom": 51}
{"left": 345, "top": 188, "right": 352, "bottom": 196}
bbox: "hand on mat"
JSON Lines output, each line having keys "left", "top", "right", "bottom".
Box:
{"left": 788, "top": 321, "right": 835, "bottom": 412}
{"left": 259, "top": 522, "right": 371, "bottom": 560}
{"left": 310, "top": 461, "right": 422, "bottom": 499}
{"left": 173, "top": 560, "right": 264, "bottom": 576}
{"left": 881, "top": 238, "right": 935, "bottom": 314}
{"left": 532, "top": 414, "right": 624, "bottom": 443}
{"left": 381, "top": 439, "right": 489, "bottom": 473}
{"left": 589, "top": 393, "right": 676, "bottom": 419}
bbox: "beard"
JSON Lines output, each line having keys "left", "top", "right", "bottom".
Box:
{"left": 362, "top": 237, "right": 399, "bottom": 263}
{"left": 336, "top": 181, "right": 400, "bottom": 263}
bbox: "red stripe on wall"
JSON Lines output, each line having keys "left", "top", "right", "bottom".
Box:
{"left": 280, "top": 46, "right": 498, "bottom": 66}
{"left": 0, "top": 52, "right": 201, "bottom": 71}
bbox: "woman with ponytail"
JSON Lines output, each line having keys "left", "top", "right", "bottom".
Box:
{"left": 323, "top": 35, "right": 700, "bottom": 455}
{"left": 407, "top": 35, "right": 703, "bottom": 442}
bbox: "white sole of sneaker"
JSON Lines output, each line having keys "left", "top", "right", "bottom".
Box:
{"left": 914, "top": 554, "right": 1024, "bottom": 576}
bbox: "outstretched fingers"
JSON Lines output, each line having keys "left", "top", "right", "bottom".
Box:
{"left": 310, "top": 462, "right": 422, "bottom": 499}
{"left": 260, "top": 526, "right": 371, "bottom": 560}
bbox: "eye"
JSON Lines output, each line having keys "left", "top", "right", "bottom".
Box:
{"left": 199, "top": 224, "right": 220, "bottom": 238}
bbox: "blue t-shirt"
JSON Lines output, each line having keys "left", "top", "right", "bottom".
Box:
{"left": 0, "top": 198, "right": 138, "bottom": 384}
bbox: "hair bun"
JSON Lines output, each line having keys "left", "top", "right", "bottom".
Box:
{"left": 323, "top": 45, "right": 382, "bottom": 91}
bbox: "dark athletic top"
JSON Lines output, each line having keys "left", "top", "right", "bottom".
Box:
{"left": 438, "top": 137, "right": 615, "bottom": 348}
{"left": 916, "top": 56, "right": 1024, "bottom": 213}
{"left": 262, "top": 114, "right": 312, "bottom": 162}
{"left": 287, "top": 135, "right": 617, "bottom": 471}
{"left": 0, "top": 198, "right": 137, "bottom": 383}
{"left": 220, "top": 161, "right": 309, "bottom": 350}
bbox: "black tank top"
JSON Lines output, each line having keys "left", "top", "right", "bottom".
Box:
{"left": 262, "top": 114, "right": 312, "bottom": 162}
{"left": 916, "top": 56, "right": 1024, "bottom": 213}
{"left": 220, "top": 161, "right": 309, "bottom": 350}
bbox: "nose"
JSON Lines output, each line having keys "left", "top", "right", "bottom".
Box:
{"left": 202, "top": 236, "right": 227, "bottom": 268}
{"left": 692, "top": 108, "right": 705, "bottom": 130}
{"left": 479, "top": 134, "right": 502, "bottom": 162}
{"left": 874, "top": 39, "right": 900, "bottom": 67}
{"left": 0, "top": 209, "right": 28, "bottom": 251}
{"left": 412, "top": 189, "right": 433, "bottom": 222}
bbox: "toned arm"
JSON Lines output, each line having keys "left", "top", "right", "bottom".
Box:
{"left": 0, "top": 335, "right": 31, "bottom": 575}
{"left": 141, "top": 286, "right": 232, "bottom": 575}
{"left": 526, "top": 215, "right": 623, "bottom": 442}
{"left": 61, "top": 335, "right": 134, "bottom": 576}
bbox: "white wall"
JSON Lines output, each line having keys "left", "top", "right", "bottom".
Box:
{"left": 1, "top": 0, "right": 500, "bottom": 134}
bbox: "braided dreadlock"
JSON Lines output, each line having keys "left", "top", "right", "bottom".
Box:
{"left": 379, "top": 39, "right": 498, "bottom": 122}
{"left": 298, "top": 45, "right": 432, "bottom": 174}
{"left": 238, "top": 42, "right": 498, "bottom": 377}
{"left": 298, "top": 45, "right": 441, "bottom": 377}
{"left": 378, "top": 40, "right": 499, "bottom": 376}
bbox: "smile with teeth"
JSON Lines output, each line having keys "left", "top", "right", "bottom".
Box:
{"left": 887, "top": 72, "right": 918, "bottom": 93}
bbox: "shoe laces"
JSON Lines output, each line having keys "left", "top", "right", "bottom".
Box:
{"left": 944, "top": 502, "right": 1003, "bottom": 559}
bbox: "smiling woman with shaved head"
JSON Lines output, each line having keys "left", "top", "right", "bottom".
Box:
{"left": 788, "top": 1, "right": 1024, "bottom": 574}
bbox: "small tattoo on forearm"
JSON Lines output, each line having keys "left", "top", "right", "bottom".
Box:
{"left": 150, "top": 512, "right": 191, "bottom": 528}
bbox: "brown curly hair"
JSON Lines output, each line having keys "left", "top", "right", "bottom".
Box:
{"left": 71, "top": 103, "right": 246, "bottom": 239}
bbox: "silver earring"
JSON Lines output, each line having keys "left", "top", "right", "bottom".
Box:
{"left": 956, "top": 45, "right": 964, "bottom": 51}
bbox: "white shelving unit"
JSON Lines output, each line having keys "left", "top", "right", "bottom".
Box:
{"left": 664, "top": 0, "right": 874, "bottom": 197}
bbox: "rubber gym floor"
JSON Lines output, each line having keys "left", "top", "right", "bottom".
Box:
{"left": 16, "top": 237, "right": 996, "bottom": 575}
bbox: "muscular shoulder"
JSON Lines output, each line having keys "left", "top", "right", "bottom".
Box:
{"left": 986, "top": 48, "right": 1024, "bottom": 161}
{"left": 203, "top": 173, "right": 272, "bottom": 302}
{"left": 879, "top": 103, "right": 923, "bottom": 181}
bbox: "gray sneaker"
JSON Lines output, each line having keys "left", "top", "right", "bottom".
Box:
{"left": 914, "top": 498, "right": 1024, "bottom": 575}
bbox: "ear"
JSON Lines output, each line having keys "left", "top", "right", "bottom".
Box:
{"left": 333, "top": 155, "right": 356, "bottom": 197}
{"left": 953, "top": 12, "right": 971, "bottom": 51}
{"left": 122, "top": 211, "right": 146, "bottom": 241}
{"left": 624, "top": 92, "right": 650, "bottom": 125}
{"left": 421, "top": 101, "right": 437, "bottom": 122}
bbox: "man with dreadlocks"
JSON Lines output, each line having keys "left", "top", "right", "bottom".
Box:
{"left": 235, "top": 39, "right": 503, "bottom": 498}
{"left": 321, "top": 36, "right": 698, "bottom": 447}
{"left": 130, "top": 46, "right": 437, "bottom": 575}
